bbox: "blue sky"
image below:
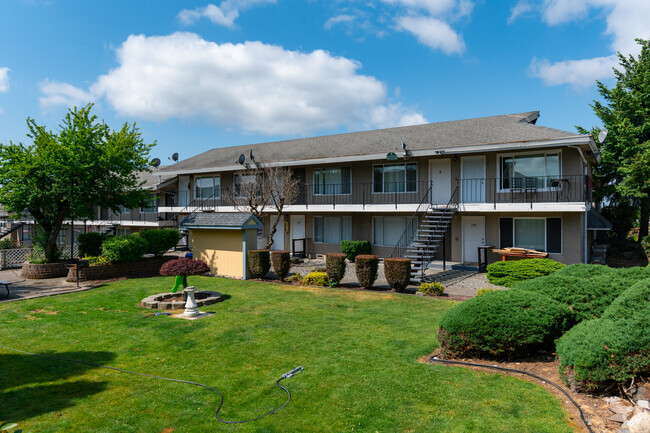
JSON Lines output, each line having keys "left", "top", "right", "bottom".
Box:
{"left": 1, "top": 0, "right": 649, "bottom": 162}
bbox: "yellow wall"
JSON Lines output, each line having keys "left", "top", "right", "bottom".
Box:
{"left": 189, "top": 229, "right": 244, "bottom": 278}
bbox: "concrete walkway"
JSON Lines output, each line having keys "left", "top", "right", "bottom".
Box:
{"left": 0, "top": 269, "right": 93, "bottom": 303}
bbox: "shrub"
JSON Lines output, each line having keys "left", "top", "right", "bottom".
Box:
{"left": 642, "top": 235, "right": 650, "bottom": 258}
{"left": 85, "top": 255, "right": 110, "bottom": 266}
{"left": 602, "top": 278, "right": 650, "bottom": 320}
{"left": 159, "top": 258, "right": 210, "bottom": 276}
{"left": 340, "top": 240, "right": 371, "bottom": 262}
{"left": 418, "top": 281, "right": 445, "bottom": 296}
{"left": 384, "top": 258, "right": 411, "bottom": 292}
{"left": 438, "top": 289, "right": 571, "bottom": 358}
{"left": 247, "top": 250, "right": 270, "bottom": 279}
{"left": 355, "top": 254, "right": 378, "bottom": 289}
{"left": 303, "top": 271, "right": 329, "bottom": 286}
{"left": 138, "top": 229, "right": 180, "bottom": 256}
{"left": 101, "top": 235, "right": 148, "bottom": 263}
{"left": 271, "top": 251, "right": 291, "bottom": 281}
{"left": 512, "top": 266, "right": 650, "bottom": 323}
{"left": 556, "top": 314, "right": 650, "bottom": 392}
{"left": 0, "top": 238, "right": 18, "bottom": 249}
{"left": 285, "top": 274, "right": 304, "bottom": 284}
{"left": 486, "top": 258, "right": 565, "bottom": 287}
{"left": 326, "top": 253, "right": 347, "bottom": 286}
{"left": 77, "top": 232, "right": 107, "bottom": 257}
{"left": 477, "top": 287, "right": 497, "bottom": 296}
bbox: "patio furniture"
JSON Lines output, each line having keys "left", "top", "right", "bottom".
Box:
{"left": 492, "top": 248, "right": 549, "bottom": 261}
{"left": 524, "top": 177, "right": 538, "bottom": 202}
{"left": 550, "top": 178, "right": 569, "bottom": 201}
{"left": 510, "top": 177, "right": 523, "bottom": 202}
{"left": 0, "top": 280, "right": 11, "bottom": 299}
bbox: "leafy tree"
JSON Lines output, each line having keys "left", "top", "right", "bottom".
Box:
{"left": 0, "top": 105, "right": 154, "bottom": 262}
{"left": 579, "top": 38, "right": 650, "bottom": 240}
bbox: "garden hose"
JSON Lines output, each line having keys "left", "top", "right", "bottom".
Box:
{"left": 129, "top": 311, "right": 172, "bottom": 327}
{"left": 1, "top": 346, "right": 303, "bottom": 424}
{"left": 429, "top": 357, "right": 594, "bottom": 433}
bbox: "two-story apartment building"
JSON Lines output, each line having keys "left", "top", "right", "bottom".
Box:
{"left": 146, "top": 111, "right": 604, "bottom": 269}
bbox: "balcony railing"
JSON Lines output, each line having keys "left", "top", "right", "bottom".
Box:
{"left": 164, "top": 175, "right": 587, "bottom": 212}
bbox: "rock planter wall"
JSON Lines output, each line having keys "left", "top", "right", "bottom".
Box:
{"left": 66, "top": 256, "right": 175, "bottom": 282}
{"left": 21, "top": 262, "right": 68, "bottom": 279}
{"left": 140, "top": 290, "right": 223, "bottom": 310}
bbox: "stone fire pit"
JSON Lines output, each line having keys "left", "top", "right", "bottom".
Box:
{"left": 140, "top": 290, "right": 223, "bottom": 310}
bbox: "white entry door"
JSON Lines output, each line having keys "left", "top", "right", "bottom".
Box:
{"left": 429, "top": 159, "right": 452, "bottom": 204}
{"left": 290, "top": 215, "right": 305, "bottom": 253}
{"left": 461, "top": 156, "right": 486, "bottom": 203}
{"left": 463, "top": 216, "right": 485, "bottom": 262}
{"left": 271, "top": 215, "right": 284, "bottom": 250}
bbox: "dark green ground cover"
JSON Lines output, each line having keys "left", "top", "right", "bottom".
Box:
{"left": 0, "top": 277, "right": 575, "bottom": 432}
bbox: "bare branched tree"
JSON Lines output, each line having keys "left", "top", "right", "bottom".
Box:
{"left": 226, "top": 164, "right": 300, "bottom": 250}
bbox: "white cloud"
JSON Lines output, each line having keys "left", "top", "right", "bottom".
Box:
{"left": 324, "top": 14, "right": 356, "bottom": 30}
{"left": 40, "top": 33, "right": 425, "bottom": 135}
{"left": 381, "top": 0, "right": 455, "bottom": 16}
{"left": 508, "top": 1, "right": 534, "bottom": 24}
{"left": 178, "top": 0, "right": 274, "bottom": 28}
{"left": 39, "top": 79, "right": 95, "bottom": 109}
{"left": 0, "top": 67, "right": 9, "bottom": 93}
{"left": 395, "top": 15, "right": 465, "bottom": 54}
{"left": 525, "top": 0, "right": 650, "bottom": 86}
{"left": 529, "top": 55, "right": 618, "bottom": 87}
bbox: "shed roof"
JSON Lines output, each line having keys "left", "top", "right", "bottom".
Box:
{"left": 587, "top": 209, "right": 613, "bottom": 231}
{"left": 180, "top": 212, "right": 262, "bottom": 229}
{"left": 159, "top": 111, "right": 588, "bottom": 173}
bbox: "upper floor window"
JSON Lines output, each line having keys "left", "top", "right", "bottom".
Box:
{"left": 140, "top": 195, "right": 159, "bottom": 213}
{"left": 373, "top": 163, "right": 417, "bottom": 193}
{"left": 195, "top": 176, "right": 220, "bottom": 199}
{"left": 118, "top": 205, "right": 131, "bottom": 214}
{"left": 313, "top": 167, "right": 351, "bottom": 195}
{"left": 235, "top": 173, "right": 263, "bottom": 197}
{"left": 500, "top": 152, "right": 560, "bottom": 189}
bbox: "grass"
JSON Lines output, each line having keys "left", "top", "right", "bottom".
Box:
{"left": 0, "top": 277, "right": 576, "bottom": 432}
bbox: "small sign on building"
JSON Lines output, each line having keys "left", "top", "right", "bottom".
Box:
{"left": 386, "top": 152, "right": 398, "bottom": 161}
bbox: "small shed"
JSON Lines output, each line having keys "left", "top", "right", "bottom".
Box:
{"left": 180, "top": 213, "right": 263, "bottom": 280}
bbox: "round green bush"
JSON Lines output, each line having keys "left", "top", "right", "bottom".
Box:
{"left": 137, "top": 229, "right": 180, "bottom": 256}
{"left": 247, "top": 250, "right": 270, "bottom": 279}
{"left": 486, "top": 258, "right": 565, "bottom": 287}
{"left": 303, "top": 271, "right": 329, "bottom": 286}
{"left": 418, "top": 281, "right": 445, "bottom": 296}
{"left": 438, "top": 289, "right": 571, "bottom": 358}
{"left": 556, "top": 314, "right": 650, "bottom": 392}
{"left": 355, "top": 254, "right": 378, "bottom": 289}
{"left": 325, "top": 253, "right": 347, "bottom": 286}
{"left": 78, "top": 232, "right": 107, "bottom": 257}
{"left": 271, "top": 250, "right": 291, "bottom": 281}
{"left": 602, "top": 278, "right": 650, "bottom": 320}
{"left": 552, "top": 263, "right": 617, "bottom": 279}
{"left": 384, "top": 258, "right": 411, "bottom": 292}
{"left": 101, "top": 235, "right": 148, "bottom": 263}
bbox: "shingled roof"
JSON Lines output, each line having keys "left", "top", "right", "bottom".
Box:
{"left": 180, "top": 212, "right": 262, "bottom": 229}
{"left": 159, "top": 111, "right": 586, "bottom": 173}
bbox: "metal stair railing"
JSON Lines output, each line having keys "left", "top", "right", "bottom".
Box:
{"left": 389, "top": 183, "right": 433, "bottom": 259}
{"left": 159, "top": 191, "right": 218, "bottom": 230}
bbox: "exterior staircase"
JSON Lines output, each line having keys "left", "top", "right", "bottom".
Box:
{"left": 0, "top": 221, "right": 25, "bottom": 239}
{"left": 390, "top": 185, "right": 459, "bottom": 285}
{"left": 405, "top": 206, "right": 457, "bottom": 283}
{"left": 102, "top": 223, "right": 118, "bottom": 235}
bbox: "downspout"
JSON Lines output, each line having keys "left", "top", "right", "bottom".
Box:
{"left": 571, "top": 146, "right": 589, "bottom": 264}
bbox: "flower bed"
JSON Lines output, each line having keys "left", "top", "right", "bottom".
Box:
{"left": 66, "top": 256, "right": 175, "bottom": 282}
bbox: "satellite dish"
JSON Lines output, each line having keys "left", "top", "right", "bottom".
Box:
{"left": 151, "top": 158, "right": 161, "bottom": 167}
{"left": 172, "top": 152, "right": 179, "bottom": 162}
{"left": 401, "top": 139, "right": 407, "bottom": 150}
{"left": 238, "top": 154, "right": 246, "bottom": 165}
{"left": 598, "top": 129, "right": 608, "bottom": 145}
{"left": 249, "top": 150, "right": 255, "bottom": 161}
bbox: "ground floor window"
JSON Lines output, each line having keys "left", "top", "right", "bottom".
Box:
{"left": 314, "top": 216, "right": 351, "bottom": 244}
{"left": 116, "top": 228, "right": 130, "bottom": 236}
{"left": 499, "top": 217, "right": 562, "bottom": 253}
{"left": 373, "top": 216, "right": 408, "bottom": 246}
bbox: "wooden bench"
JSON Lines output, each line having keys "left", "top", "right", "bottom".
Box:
{"left": 0, "top": 280, "right": 11, "bottom": 299}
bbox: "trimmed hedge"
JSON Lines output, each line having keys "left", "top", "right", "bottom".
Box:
{"left": 355, "top": 254, "right": 378, "bottom": 289}
{"left": 556, "top": 315, "right": 650, "bottom": 392}
{"left": 271, "top": 251, "right": 291, "bottom": 281}
{"left": 138, "top": 229, "right": 180, "bottom": 256}
{"left": 384, "top": 258, "right": 411, "bottom": 292}
{"left": 247, "top": 250, "right": 270, "bottom": 279}
{"left": 486, "top": 258, "right": 565, "bottom": 287}
{"left": 303, "top": 271, "right": 329, "bottom": 286}
{"left": 160, "top": 258, "right": 210, "bottom": 276}
{"left": 552, "top": 263, "right": 616, "bottom": 279}
{"left": 325, "top": 253, "right": 347, "bottom": 286}
{"left": 438, "top": 289, "right": 571, "bottom": 358}
{"left": 78, "top": 232, "right": 107, "bottom": 257}
{"left": 602, "top": 278, "right": 650, "bottom": 320}
{"left": 340, "top": 240, "right": 371, "bottom": 262}
{"left": 101, "top": 235, "right": 148, "bottom": 263}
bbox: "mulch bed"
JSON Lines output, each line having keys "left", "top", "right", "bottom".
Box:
{"left": 423, "top": 351, "right": 630, "bottom": 433}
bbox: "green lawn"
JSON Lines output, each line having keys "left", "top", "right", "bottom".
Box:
{"left": 0, "top": 277, "right": 576, "bottom": 432}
